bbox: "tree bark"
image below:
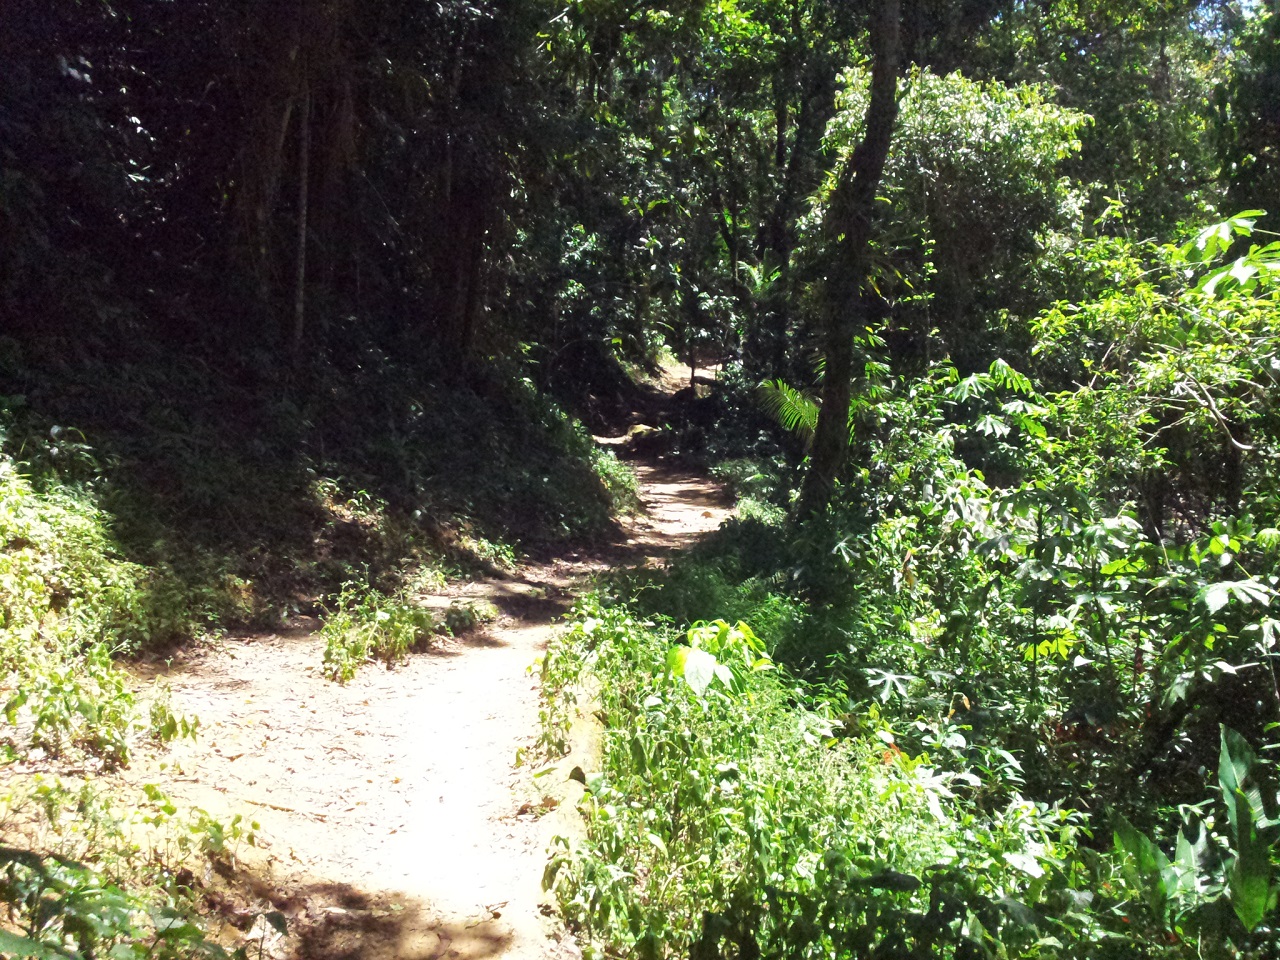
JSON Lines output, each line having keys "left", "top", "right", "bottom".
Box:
{"left": 797, "top": 0, "right": 902, "bottom": 517}
{"left": 291, "top": 88, "right": 311, "bottom": 365}
{"left": 752, "top": 56, "right": 838, "bottom": 380}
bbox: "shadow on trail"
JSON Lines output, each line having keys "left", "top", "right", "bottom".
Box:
{"left": 229, "top": 878, "right": 509, "bottom": 960}
{"left": 294, "top": 894, "right": 510, "bottom": 960}
{"left": 421, "top": 629, "right": 510, "bottom": 656}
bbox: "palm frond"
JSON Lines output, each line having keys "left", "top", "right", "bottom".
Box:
{"left": 758, "top": 379, "right": 819, "bottom": 450}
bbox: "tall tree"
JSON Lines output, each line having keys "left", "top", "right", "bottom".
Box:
{"left": 797, "top": 0, "right": 902, "bottom": 515}
{"left": 1218, "top": 6, "right": 1280, "bottom": 220}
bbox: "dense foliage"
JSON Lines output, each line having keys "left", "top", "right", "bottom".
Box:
{"left": 561, "top": 211, "right": 1280, "bottom": 956}
{"left": 543, "top": 599, "right": 1279, "bottom": 957}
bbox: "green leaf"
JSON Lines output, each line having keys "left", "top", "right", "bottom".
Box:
{"left": 988, "top": 358, "right": 1034, "bottom": 396}
{"left": 757, "top": 380, "right": 819, "bottom": 449}
{"left": 1002, "top": 851, "right": 1045, "bottom": 878}
{"left": 1220, "top": 725, "right": 1262, "bottom": 837}
{"left": 948, "top": 374, "right": 989, "bottom": 402}
{"left": 1101, "top": 556, "right": 1144, "bottom": 575}
{"left": 1172, "top": 824, "right": 1208, "bottom": 899}
{"left": 1230, "top": 580, "right": 1273, "bottom": 607}
{"left": 1229, "top": 836, "right": 1272, "bottom": 932}
{"left": 1200, "top": 582, "right": 1231, "bottom": 615}
{"left": 974, "top": 414, "right": 1011, "bottom": 438}
{"left": 263, "top": 911, "right": 289, "bottom": 937}
{"left": 0, "top": 929, "right": 79, "bottom": 960}
{"left": 667, "top": 645, "right": 718, "bottom": 696}
{"left": 1114, "top": 814, "right": 1172, "bottom": 919}
{"left": 714, "top": 663, "right": 735, "bottom": 690}
{"left": 997, "top": 896, "right": 1040, "bottom": 926}
{"left": 1218, "top": 726, "right": 1274, "bottom": 930}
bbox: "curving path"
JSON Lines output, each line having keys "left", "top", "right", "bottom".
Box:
{"left": 122, "top": 458, "right": 728, "bottom": 960}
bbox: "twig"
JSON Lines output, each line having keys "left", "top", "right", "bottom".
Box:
{"left": 241, "top": 797, "right": 327, "bottom": 821}
{"left": 1181, "top": 371, "right": 1254, "bottom": 451}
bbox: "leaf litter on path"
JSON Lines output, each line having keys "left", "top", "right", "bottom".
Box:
{"left": 118, "top": 460, "right": 730, "bottom": 959}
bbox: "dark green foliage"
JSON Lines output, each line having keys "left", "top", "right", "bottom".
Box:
{"left": 0, "top": 847, "right": 239, "bottom": 960}
{"left": 1217, "top": 9, "right": 1280, "bottom": 226}
{"left": 586, "top": 212, "right": 1280, "bottom": 956}
{"left": 967, "top": 0, "right": 1224, "bottom": 236}
{"left": 0, "top": 346, "right": 632, "bottom": 629}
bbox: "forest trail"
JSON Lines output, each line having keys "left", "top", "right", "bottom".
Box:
{"left": 121, "top": 412, "right": 729, "bottom": 959}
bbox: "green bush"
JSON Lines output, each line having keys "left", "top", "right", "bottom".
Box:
{"left": 320, "top": 584, "right": 444, "bottom": 683}
{"left": 443, "top": 597, "right": 499, "bottom": 635}
{"left": 0, "top": 779, "right": 269, "bottom": 960}
{"left": 0, "top": 457, "right": 191, "bottom": 765}
{"left": 0, "top": 847, "right": 241, "bottom": 960}
{"left": 541, "top": 596, "right": 1086, "bottom": 959}
{"left": 589, "top": 444, "right": 640, "bottom": 514}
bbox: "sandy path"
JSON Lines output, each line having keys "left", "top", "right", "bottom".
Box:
{"left": 122, "top": 460, "right": 729, "bottom": 960}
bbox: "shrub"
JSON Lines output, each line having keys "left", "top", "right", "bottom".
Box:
{"left": 320, "top": 584, "right": 443, "bottom": 683}
{"left": 541, "top": 596, "right": 1085, "bottom": 959}
{"left": 0, "top": 457, "right": 189, "bottom": 765}
{"left": 443, "top": 598, "right": 499, "bottom": 635}
{"left": 0, "top": 780, "right": 268, "bottom": 960}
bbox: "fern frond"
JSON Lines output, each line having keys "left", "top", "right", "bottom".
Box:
{"left": 758, "top": 379, "right": 819, "bottom": 450}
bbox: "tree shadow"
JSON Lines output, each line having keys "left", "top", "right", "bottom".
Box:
{"left": 292, "top": 887, "right": 512, "bottom": 960}
{"left": 212, "top": 872, "right": 516, "bottom": 960}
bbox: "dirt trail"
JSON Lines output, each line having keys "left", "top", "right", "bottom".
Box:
{"left": 123, "top": 452, "right": 729, "bottom": 960}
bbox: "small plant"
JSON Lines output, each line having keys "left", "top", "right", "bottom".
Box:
{"left": 0, "top": 847, "right": 239, "bottom": 960}
{"left": 589, "top": 446, "right": 640, "bottom": 513}
{"left": 0, "top": 778, "right": 276, "bottom": 959}
{"left": 148, "top": 683, "right": 200, "bottom": 744}
{"left": 320, "top": 584, "right": 442, "bottom": 683}
{"left": 1110, "top": 726, "right": 1280, "bottom": 949}
{"left": 0, "top": 453, "right": 204, "bottom": 766}
{"left": 666, "top": 618, "right": 773, "bottom": 696}
{"left": 457, "top": 533, "right": 519, "bottom": 570}
{"left": 404, "top": 562, "right": 450, "bottom": 594}
{"left": 709, "top": 458, "right": 768, "bottom": 498}
{"left": 444, "top": 598, "right": 499, "bottom": 634}
{"left": 189, "top": 809, "right": 257, "bottom": 865}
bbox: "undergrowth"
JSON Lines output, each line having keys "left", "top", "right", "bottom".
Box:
{"left": 0, "top": 444, "right": 262, "bottom": 956}
{"left": 0, "top": 457, "right": 196, "bottom": 766}
{"left": 320, "top": 588, "right": 499, "bottom": 683}
{"left": 320, "top": 586, "right": 443, "bottom": 683}
{"left": 2, "top": 349, "right": 638, "bottom": 631}
{"left": 541, "top": 596, "right": 1092, "bottom": 960}
{"left": 0, "top": 777, "right": 270, "bottom": 959}
{"left": 564, "top": 308, "right": 1280, "bottom": 954}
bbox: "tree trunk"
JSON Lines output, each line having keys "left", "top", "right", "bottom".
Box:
{"left": 750, "top": 43, "right": 838, "bottom": 380}
{"left": 291, "top": 88, "right": 311, "bottom": 365}
{"left": 797, "top": 0, "right": 901, "bottom": 517}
